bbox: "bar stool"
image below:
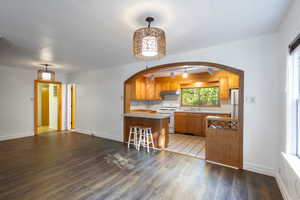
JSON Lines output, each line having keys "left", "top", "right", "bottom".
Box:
{"left": 127, "top": 126, "right": 140, "bottom": 149}
{"left": 137, "top": 127, "right": 155, "bottom": 152}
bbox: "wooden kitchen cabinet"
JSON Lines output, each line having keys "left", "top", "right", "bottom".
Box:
{"left": 131, "top": 77, "right": 160, "bottom": 100}
{"left": 130, "top": 77, "right": 146, "bottom": 100}
{"left": 175, "top": 112, "right": 230, "bottom": 136}
{"left": 175, "top": 112, "right": 205, "bottom": 136}
{"left": 219, "top": 77, "right": 229, "bottom": 99}
{"left": 228, "top": 73, "right": 239, "bottom": 89}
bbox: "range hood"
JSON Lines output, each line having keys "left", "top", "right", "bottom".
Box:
{"left": 160, "top": 90, "right": 180, "bottom": 97}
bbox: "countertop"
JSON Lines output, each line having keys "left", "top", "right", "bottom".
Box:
{"left": 123, "top": 113, "right": 170, "bottom": 119}
{"left": 206, "top": 116, "right": 238, "bottom": 121}
{"left": 175, "top": 110, "right": 231, "bottom": 114}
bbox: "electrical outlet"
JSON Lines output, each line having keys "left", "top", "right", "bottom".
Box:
{"left": 245, "top": 96, "right": 256, "bottom": 104}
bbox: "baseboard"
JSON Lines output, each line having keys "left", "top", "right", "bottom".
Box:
{"left": 276, "top": 173, "right": 291, "bottom": 200}
{"left": 75, "top": 128, "right": 122, "bottom": 142}
{"left": 0, "top": 132, "right": 34, "bottom": 141}
{"left": 244, "top": 162, "right": 276, "bottom": 177}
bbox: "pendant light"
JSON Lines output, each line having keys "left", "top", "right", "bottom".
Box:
{"left": 37, "top": 64, "right": 55, "bottom": 81}
{"left": 133, "top": 17, "right": 166, "bottom": 60}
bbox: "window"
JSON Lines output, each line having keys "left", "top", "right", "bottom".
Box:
{"left": 296, "top": 52, "right": 300, "bottom": 158}
{"left": 288, "top": 46, "right": 300, "bottom": 158}
{"left": 181, "top": 87, "right": 220, "bottom": 106}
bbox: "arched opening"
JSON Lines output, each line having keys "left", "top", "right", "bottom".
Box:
{"left": 123, "top": 62, "right": 244, "bottom": 169}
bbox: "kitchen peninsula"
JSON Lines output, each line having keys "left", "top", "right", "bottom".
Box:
{"left": 123, "top": 113, "right": 170, "bottom": 148}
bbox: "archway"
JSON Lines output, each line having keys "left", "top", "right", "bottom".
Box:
{"left": 123, "top": 61, "right": 244, "bottom": 169}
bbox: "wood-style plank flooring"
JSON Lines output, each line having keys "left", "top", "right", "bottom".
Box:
{"left": 165, "top": 133, "right": 206, "bottom": 159}
{"left": 0, "top": 132, "right": 283, "bottom": 200}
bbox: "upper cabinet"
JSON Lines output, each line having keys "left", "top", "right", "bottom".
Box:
{"left": 130, "top": 77, "right": 159, "bottom": 100}
{"left": 128, "top": 71, "right": 239, "bottom": 101}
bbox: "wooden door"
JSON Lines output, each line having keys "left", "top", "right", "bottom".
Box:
{"left": 71, "top": 85, "right": 76, "bottom": 129}
{"left": 41, "top": 87, "right": 49, "bottom": 126}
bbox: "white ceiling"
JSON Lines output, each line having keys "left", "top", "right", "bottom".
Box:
{"left": 0, "top": 0, "right": 291, "bottom": 72}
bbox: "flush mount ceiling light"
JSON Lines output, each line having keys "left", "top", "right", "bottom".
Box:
{"left": 37, "top": 64, "right": 55, "bottom": 81}
{"left": 133, "top": 17, "right": 166, "bottom": 60}
{"left": 182, "top": 68, "right": 189, "bottom": 78}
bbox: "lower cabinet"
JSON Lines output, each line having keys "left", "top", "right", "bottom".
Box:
{"left": 174, "top": 112, "right": 230, "bottom": 136}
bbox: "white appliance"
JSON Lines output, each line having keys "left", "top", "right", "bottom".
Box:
{"left": 157, "top": 106, "right": 177, "bottom": 133}
{"left": 231, "top": 89, "right": 239, "bottom": 119}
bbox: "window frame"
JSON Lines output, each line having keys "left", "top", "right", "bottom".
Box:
{"left": 180, "top": 86, "right": 220, "bottom": 107}
{"left": 288, "top": 46, "right": 300, "bottom": 159}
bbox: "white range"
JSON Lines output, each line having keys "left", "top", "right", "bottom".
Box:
{"left": 157, "top": 106, "right": 177, "bottom": 133}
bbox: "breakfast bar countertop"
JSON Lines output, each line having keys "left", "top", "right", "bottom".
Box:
{"left": 175, "top": 110, "right": 231, "bottom": 114}
{"left": 123, "top": 113, "right": 171, "bottom": 119}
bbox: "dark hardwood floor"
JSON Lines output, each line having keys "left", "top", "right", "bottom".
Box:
{"left": 0, "top": 132, "right": 283, "bottom": 200}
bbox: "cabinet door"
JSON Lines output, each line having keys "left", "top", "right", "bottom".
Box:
{"left": 175, "top": 115, "right": 187, "bottom": 133}
{"left": 169, "top": 80, "right": 179, "bottom": 91}
{"left": 187, "top": 115, "right": 204, "bottom": 136}
{"left": 220, "top": 77, "right": 229, "bottom": 99}
{"left": 155, "top": 81, "right": 162, "bottom": 99}
{"left": 228, "top": 74, "right": 239, "bottom": 89}
{"left": 134, "top": 77, "right": 146, "bottom": 100}
{"left": 145, "top": 78, "right": 155, "bottom": 100}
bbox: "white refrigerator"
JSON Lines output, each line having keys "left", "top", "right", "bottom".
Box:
{"left": 231, "top": 89, "right": 239, "bottom": 119}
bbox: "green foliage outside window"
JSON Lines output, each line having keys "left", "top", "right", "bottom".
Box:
{"left": 181, "top": 87, "right": 220, "bottom": 106}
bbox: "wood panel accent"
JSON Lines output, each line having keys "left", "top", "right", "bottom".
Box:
{"left": 124, "top": 116, "right": 169, "bottom": 148}
{"left": 123, "top": 61, "right": 244, "bottom": 169}
{"left": 0, "top": 132, "right": 283, "bottom": 200}
{"left": 174, "top": 112, "right": 230, "bottom": 136}
{"left": 205, "top": 117, "right": 240, "bottom": 168}
{"left": 34, "top": 80, "right": 63, "bottom": 135}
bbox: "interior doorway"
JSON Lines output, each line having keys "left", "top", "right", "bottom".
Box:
{"left": 34, "top": 80, "right": 62, "bottom": 135}
{"left": 123, "top": 62, "right": 244, "bottom": 169}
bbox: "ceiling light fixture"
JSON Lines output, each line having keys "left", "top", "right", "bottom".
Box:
{"left": 133, "top": 17, "right": 166, "bottom": 59}
{"left": 37, "top": 64, "right": 55, "bottom": 81}
{"left": 182, "top": 68, "right": 189, "bottom": 78}
{"left": 170, "top": 72, "right": 175, "bottom": 78}
{"left": 207, "top": 68, "right": 214, "bottom": 75}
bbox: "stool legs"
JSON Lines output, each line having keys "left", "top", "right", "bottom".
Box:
{"left": 135, "top": 127, "right": 154, "bottom": 152}
{"left": 128, "top": 127, "right": 138, "bottom": 149}
{"left": 146, "top": 134, "right": 150, "bottom": 153}
{"left": 137, "top": 128, "right": 144, "bottom": 151}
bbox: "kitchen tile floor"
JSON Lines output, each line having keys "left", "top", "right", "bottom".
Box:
{"left": 165, "top": 133, "right": 206, "bottom": 159}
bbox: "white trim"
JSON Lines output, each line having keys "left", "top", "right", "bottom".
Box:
{"left": 244, "top": 162, "right": 276, "bottom": 177}
{"left": 0, "top": 132, "right": 34, "bottom": 141}
{"left": 75, "top": 128, "right": 122, "bottom": 142}
{"left": 282, "top": 153, "right": 300, "bottom": 178}
{"left": 276, "top": 173, "right": 292, "bottom": 200}
{"left": 207, "top": 160, "right": 239, "bottom": 169}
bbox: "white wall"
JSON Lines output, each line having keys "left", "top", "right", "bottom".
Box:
{"left": 68, "top": 33, "right": 282, "bottom": 176}
{"left": 277, "top": 0, "right": 300, "bottom": 199}
{"left": 0, "top": 65, "right": 67, "bottom": 141}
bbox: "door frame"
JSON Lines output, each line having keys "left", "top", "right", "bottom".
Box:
{"left": 67, "top": 84, "right": 76, "bottom": 130}
{"left": 34, "top": 80, "right": 63, "bottom": 135}
{"left": 123, "top": 61, "right": 244, "bottom": 169}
